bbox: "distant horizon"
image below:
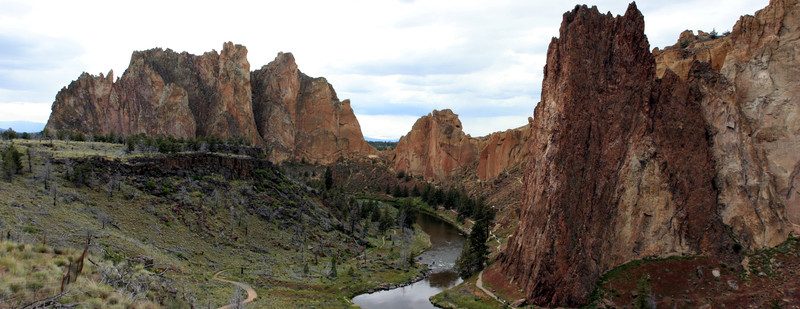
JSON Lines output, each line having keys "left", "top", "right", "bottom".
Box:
{"left": 0, "top": 0, "right": 769, "bottom": 140}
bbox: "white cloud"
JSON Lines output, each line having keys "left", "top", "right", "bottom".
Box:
{"left": 356, "top": 114, "right": 421, "bottom": 141}
{"left": 0, "top": 0, "right": 770, "bottom": 140}
{"left": 0, "top": 102, "right": 51, "bottom": 122}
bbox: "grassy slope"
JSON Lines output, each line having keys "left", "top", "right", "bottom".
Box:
{"left": 0, "top": 139, "right": 434, "bottom": 308}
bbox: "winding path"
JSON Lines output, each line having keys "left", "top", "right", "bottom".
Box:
{"left": 476, "top": 270, "right": 506, "bottom": 306}
{"left": 213, "top": 270, "right": 258, "bottom": 309}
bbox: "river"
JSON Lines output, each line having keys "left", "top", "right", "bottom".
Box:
{"left": 352, "top": 212, "right": 465, "bottom": 309}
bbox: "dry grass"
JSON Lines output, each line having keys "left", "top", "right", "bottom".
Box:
{"left": 0, "top": 240, "right": 160, "bottom": 308}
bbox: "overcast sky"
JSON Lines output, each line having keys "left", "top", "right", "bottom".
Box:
{"left": 0, "top": 0, "right": 767, "bottom": 140}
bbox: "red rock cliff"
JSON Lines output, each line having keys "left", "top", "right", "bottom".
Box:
{"left": 476, "top": 119, "right": 533, "bottom": 181}
{"left": 390, "top": 109, "right": 478, "bottom": 182}
{"left": 251, "top": 52, "right": 375, "bottom": 164}
{"left": 390, "top": 110, "right": 533, "bottom": 182}
{"left": 499, "top": 4, "right": 732, "bottom": 306}
{"left": 46, "top": 44, "right": 375, "bottom": 164}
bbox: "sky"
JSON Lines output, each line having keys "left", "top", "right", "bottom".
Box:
{"left": 0, "top": 0, "right": 768, "bottom": 140}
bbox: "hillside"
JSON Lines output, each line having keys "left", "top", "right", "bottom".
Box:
{"left": 0, "top": 137, "right": 430, "bottom": 308}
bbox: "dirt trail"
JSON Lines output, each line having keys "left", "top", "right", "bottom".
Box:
{"left": 213, "top": 270, "right": 257, "bottom": 309}
{"left": 476, "top": 270, "right": 506, "bottom": 306}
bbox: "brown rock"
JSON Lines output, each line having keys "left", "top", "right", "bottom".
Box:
{"left": 717, "top": 0, "right": 800, "bottom": 239}
{"left": 46, "top": 44, "right": 375, "bottom": 164}
{"left": 476, "top": 124, "right": 533, "bottom": 181}
{"left": 499, "top": 4, "right": 730, "bottom": 307}
{"left": 251, "top": 53, "right": 375, "bottom": 164}
{"left": 391, "top": 109, "right": 478, "bottom": 182}
{"left": 47, "top": 42, "right": 259, "bottom": 143}
{"left": 653, "top": 0, "right": 800, "bottom": 248}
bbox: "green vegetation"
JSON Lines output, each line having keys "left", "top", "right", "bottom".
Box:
{"left": 1, "top": 143, "right": 23, "bottom": 181}
{"left": 456, "top": 215, "right": 491, "bottom": 278}
{"left": 367, "top": 141, "right": 397, "bottom": 151}
{"left": 0, "top": 138, "right": 436, "bottom": 308}
{"left": 430, "top": 275, "right": 505, "bottom": 309}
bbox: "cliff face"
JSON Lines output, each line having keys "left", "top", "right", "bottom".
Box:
{"left": 499, "top": 4, "right": 732, "bottom": 306}
{"left": 655, "top": 0, "right": 800, "bottom": 247}
{"left": 476, "top": 119, "right": 533, "bottom": 181}
{"left": 390, "top": 109, "right": 478, "bottom": 182}
{"left": 47, "top": 43, "right": 260, "bottom": 142}
{"left": 46, "top": 44, "right": 374, "bottom": 164}
{"left": 653, "top": 30, "right": 731, "bottom": 79}
{"left": 390, "top": 111, "right": 533, "bottom": 182}
{"left": 717, "top": 0, "right": 800, "bottom": 242}
{"left": 251, "top": 53, "right": 375, "bottom": 164}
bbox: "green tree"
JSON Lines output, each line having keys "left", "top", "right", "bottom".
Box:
{"left": 2, "top": 144, "right": 23, "bottom": 181}
{"left": 456, "top": 216, "right": 490, "bottom": 278}
{"left": 71, "top": 162, "right": 92, "bottom": 187}
{"left": 324, "top": 166, "right": 333, "bottom": 190}
{"left": 1, "top": 128, "right": 17, "bottom": 140}
{"left": 328, "top": 255, "right": 338, "bottom": 279}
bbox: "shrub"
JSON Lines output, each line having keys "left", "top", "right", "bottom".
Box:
{"left": 1, "top": 144, "right": 23, "bottom": 181}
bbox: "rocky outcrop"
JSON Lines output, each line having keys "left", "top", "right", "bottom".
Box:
{"left": 476, "top": 118, "right": 533, "bottom": 181}
{"left": 46, "top": 43, "right": 375, "bottom": 164}
{"left": 390, "top": 109, "right": 478, "bottom": 182}
{"left": 47, "top": 42, "right": 260, "bottom": 143}
{"left": 251, "top": 53, "right": 375, "bottom": 164}
{"left": 390, "top": 110, "right": 533, "bottom": 182}
{"left": 653, "top": 30, "right": 731, "bottom": 79}
{"left": 499, "top": 4, "right": 733, "bottom": 307}
{"left": 655, "top": 0, "right": 800, "bottom": 247}
{"left": 716, "top": 0, "right": 800, "bottom": 243}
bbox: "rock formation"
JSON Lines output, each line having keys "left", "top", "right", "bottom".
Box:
{"left": 716, "top": 0, "right": 800, "bottom": 243}
{"left": 390, "top": 109, "right": 533, "bottom": 182}
{"left": 476, "top": 118, "right": 533, "bottom": 181}
{"left": 655, "top": 0, "right": 800, "bottom": 247}
{"left": 499, "top": 4, "right": 734, "bottom": 306}
{"left": 390, "top": 109, "right": 478, "bottom": 182}
{"left": 46, "top": 43, "right": 375, "bottom": 164}
{"left": 251, "top": 53, "right": 375, "bottom": 164}
{"left": 653, "top": 30, "right": 730, "bottom": 79}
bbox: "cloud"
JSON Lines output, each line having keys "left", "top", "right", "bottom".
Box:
{"left": 0, "top": 102, "right": 52, "bottom": 122}
{"left": 0, "top": 0, "right": 771, "bottom": 138}
{"left": 356, "top": 114, "right": 421, "bottom": 141}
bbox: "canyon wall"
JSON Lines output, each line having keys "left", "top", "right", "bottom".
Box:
{"left": 390, "top": 109, "right": 533, "bottom": 182}
{"left": 251, "top": 52, "right": 374, "bottom": 164}
{"left": 500, "top": 0, "right": 800, "bottom": 306}
{"left": 499, "top": 4, "right": 733, "bottom": 306}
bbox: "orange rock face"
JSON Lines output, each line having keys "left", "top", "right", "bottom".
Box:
{"left": 251, "top": 53, "right": 375, "bottom": 164}
{"left": 391, "top": 110, "right": 533, "bottom": 182}
{"left": 500, "top": 1, "right": 800, "bottom": 306}
{"left": 656, "top": 0, "right": 800, "bottom": 245}
{"left": 46, "top": 44, "right": 374, "bottom": 164}
{"left": 390, "top": 109, "right": 478, "bottom": 182}
{"left": 476, "top": 120, "right": 533, "bottom": 181}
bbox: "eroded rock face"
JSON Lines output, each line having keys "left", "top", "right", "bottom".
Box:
{"left": 476, "top": 120, "right": 533, "bottom": 181}
{"left": 251, "top": 53, "right": 375, "bottom": 164}
{"left": 390, "top": 109, "right": 478, "bottom": 182}
{"left": 391, "top": 111, "right": 533, "bottom": 182}
{"left": 653, "top": 30, "right": 730, "bottom": 79}
{"left": 655, "top": 0, "right": 800, "bottom": 246}
{"left": 47, "top": 44, "right": 375, "bottom": 164}
{"left": 718, "top": 0, "right": 800, "bottom": 239}
{"left": 499, "top": 4, "right": 731, "bottom": 306}
{"left": 47, "top": 42, "right": 259, "bottom": 142}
